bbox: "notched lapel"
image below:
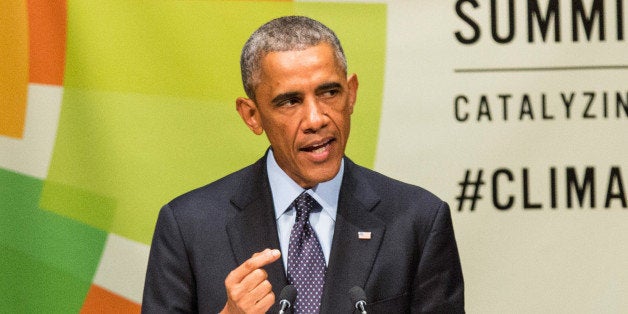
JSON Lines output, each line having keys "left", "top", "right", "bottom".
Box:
{"left": 224, "top": 159, "right": 288, "bottom": 309}
{"left": 226, "top": 195, "right": 278, "bottom": 265}
{"left": 320, "top": 160, "right": 386, "bottom": 313}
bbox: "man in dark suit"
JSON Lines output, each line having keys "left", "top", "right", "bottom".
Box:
{"left": 142, "top": 16, "right": 464, "bottom": 313}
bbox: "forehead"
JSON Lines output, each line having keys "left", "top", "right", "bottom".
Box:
{"left": 257, "top": 43, "right": 343, "bottom": 89}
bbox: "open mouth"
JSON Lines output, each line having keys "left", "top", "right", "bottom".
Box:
{"left": 300, "top": 138, "right": 335, "bottom": 154}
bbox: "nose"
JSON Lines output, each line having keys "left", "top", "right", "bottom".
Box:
{"left": 301, "top": 97, "right": 328, "bottom": 133}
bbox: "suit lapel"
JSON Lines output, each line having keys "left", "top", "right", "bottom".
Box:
{"left": 320, "top": 159, "right": 386, "bottom": 313}
{"left": 225, "top": 156, "right": 288, "bottom": 309}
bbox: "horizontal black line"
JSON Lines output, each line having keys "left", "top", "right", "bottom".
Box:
{"left": 454, "top": 65, "right": 628, "bottom": 73}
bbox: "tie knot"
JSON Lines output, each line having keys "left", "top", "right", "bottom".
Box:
{"left": 293, "top": 192, "right": 320, "bottom": 221}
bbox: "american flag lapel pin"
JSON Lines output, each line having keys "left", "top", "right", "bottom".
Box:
{"left": 358, "top": 231, "right": 371, "bottom": 240}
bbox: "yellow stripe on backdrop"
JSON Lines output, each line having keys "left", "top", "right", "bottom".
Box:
{"left": 0, "top": 0, "right": 29, "bottom": 138}
{"left": 40, "top": 0, "right": 386, "bottom": 246}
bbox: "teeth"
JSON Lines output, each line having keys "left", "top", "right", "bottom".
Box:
{"left": 313, "top": 145, "right": 326, "bottom": 153}
{"left": 303, "top": 140, "right": 329, "bottom": 153}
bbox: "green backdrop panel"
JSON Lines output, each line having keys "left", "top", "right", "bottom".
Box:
{"left": 0, "top": 168, "right": 107, "bottom": 313}
{"left": 0, "top": 246, "right": 90, "bottom": 313}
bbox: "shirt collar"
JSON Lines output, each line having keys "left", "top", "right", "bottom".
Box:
{"left": 266, "top": 149, "right": 343, "bottom": 220}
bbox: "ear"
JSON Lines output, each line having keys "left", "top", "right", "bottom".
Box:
{"left": 236, "top": 97, "right": 264, "bottom": 135}
{"left": 346, "top": 73, "right": 359, "bottom": 114}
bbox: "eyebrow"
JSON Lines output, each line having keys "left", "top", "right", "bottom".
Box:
{"left": 315, "top": 82, "right": 342, "bottom": 94}
{"left": 270, "top": 82, "right": 344, "bottom": 106}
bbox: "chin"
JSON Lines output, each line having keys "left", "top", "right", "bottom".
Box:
{"left": 310, "top": 165, "right": 341, "bottom": 184}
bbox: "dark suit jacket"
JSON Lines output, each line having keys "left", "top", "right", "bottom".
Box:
{"left": 142, "top": 155, "right": 464, "bottom": 313}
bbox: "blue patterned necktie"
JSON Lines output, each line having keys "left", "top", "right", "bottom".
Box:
{"left": 287, "top": 192, "right": 326, "bottom": 313}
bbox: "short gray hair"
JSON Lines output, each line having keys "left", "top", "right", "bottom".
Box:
{"left": 240, "top": 16, "right": 347, "bottom": 100}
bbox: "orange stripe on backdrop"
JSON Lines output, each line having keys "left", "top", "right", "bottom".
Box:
{"left": 27, "top": 0, "right": 67, "bottom": 85}
{"left": 81, "top": 285, "right": 140, "bottom": 314}
{"left": 0, "top": 1, "right": 29, "bottom": 138}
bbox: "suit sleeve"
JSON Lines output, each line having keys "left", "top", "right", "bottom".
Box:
{"left": 142, "top": 204, "right": 197, "bottom": 313}
{"left": 412, "top": 201, "right": 465, "bottom": 313}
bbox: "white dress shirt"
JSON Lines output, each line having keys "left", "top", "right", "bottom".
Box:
{"left": 266, "top": 149, "right": 343, "bottom": 271}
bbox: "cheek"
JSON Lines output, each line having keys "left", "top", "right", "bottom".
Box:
{"left": 329, "top": 98, "right": 353, "bottom": 120}
{"left": 330, "top": 110, "right": 351, "bottom": 132}
{"left": 265, "top": 121, "right": 298, "bottom": 146}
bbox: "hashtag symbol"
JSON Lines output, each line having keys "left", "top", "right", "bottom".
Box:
{"left": 456, "top": 169, "right": 485, "bottom": 211}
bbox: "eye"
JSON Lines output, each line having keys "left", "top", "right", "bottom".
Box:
{"left": 277, "top": 97, "right": 301, "bottom": 107}
{"left": 320, "top": 89, "right": 340, "bottom": 99}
